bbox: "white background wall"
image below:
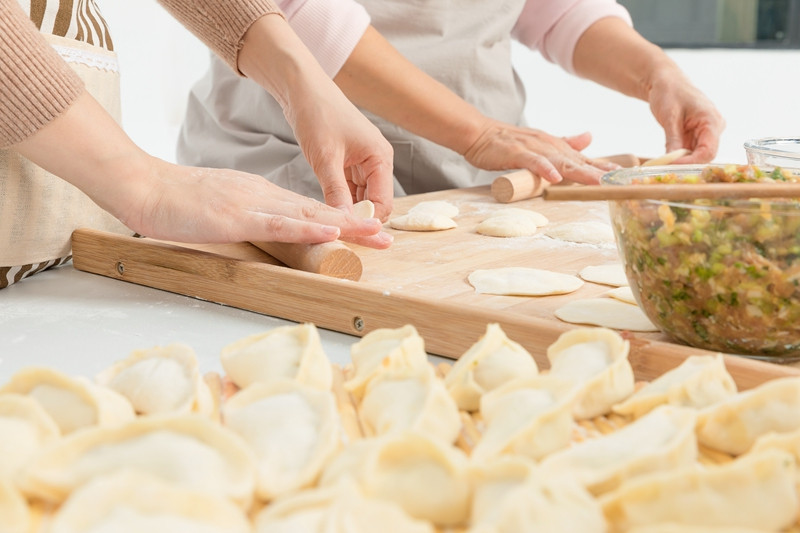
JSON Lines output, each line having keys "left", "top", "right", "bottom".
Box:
{"left": 98, "top": 1, "right": 799, "bottom": 166}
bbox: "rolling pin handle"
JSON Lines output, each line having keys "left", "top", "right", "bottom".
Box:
{"left": 491, "top": 169, "right": 547, "bottom": 203}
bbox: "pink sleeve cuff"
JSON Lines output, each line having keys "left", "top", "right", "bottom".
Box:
{"left": 513, "top": 0, "right": 632, "bottom": 74}
{"left": 278, "top": 0, "right": 370, "bottom": 78}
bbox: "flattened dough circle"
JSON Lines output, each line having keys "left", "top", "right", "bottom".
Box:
{"left": 554, "top": 298, "right": 659, "bottom": 332}
{"left": 389, "top": 212, "right": 457, "bottom": 231}
{"left": 468, "top": 267, "right": 584, "bottom": 296}
{"left": 545, "top": 222, "right": 615, "bottom": 245}
{"left": 579, "top": 264, "right": 628, "bottom": 287}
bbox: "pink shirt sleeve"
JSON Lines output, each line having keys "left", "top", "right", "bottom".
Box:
{"left": 278, "top": 0, "right": 370, "bottom": 78}
{"left": 512, "top": 0, "right": 632, "bottom": 74}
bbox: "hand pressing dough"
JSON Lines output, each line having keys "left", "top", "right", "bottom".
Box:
{"left": 607, "top": 286, "right": 637, "bottom": 305}
{"left": 468, "top": 267, "right": 583, "bottom": 296}
{"left": 579, "top": 264, "right": 628, "bottom": 287}
{"left": 476, "top": 208, "right": 548, "bottom": 238}
{"left": 389, "top": 212, "right": 457, "bottom": 232}
{"left": 545, "top": 222, "right": 615, "bottom": 246}
{"left": 408, "top": 200, "right": 459, "bottom": 218}
{"left": 353, "top": 200, "right": 375, "bottom": 218}
{"left": 555, "top": 298, "right": 659, "bottom": 332}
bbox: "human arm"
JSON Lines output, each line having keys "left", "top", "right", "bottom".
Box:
{"left": 571, "top": 16, "right": 724, "bottom": 163}
{"left": 1, "top": 1, "right": 390, "bottom": 247}
{"left": 333, "top": 25, "right": 615, "bottom": 185}
{"left": 158, "top": 0, "right": 395, "bottom": 220}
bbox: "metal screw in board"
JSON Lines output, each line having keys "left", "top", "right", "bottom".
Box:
{"left": 353, "top": 316, "right": 365, "bottom": 332}
{"left": 116, "top": 262, "right": 125, "bottom": 275}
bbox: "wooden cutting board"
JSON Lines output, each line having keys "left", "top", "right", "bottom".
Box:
{"left": 71, "top": 186, "right": 800, "bottom": 389}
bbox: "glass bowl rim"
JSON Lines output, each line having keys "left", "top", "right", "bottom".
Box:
{"left": 743, "top": 136, "right": 800, "bottom": 157}
{"left": 600, "top": 164, "right": 800, "bottom": 215}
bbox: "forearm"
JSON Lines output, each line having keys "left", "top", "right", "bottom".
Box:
{"left": 11, "top": 91, "right": 153, "bottom": 226}
{"left": 572, "top": 17, "right": 680, "bottom": 102}
{"left": 333, "top": 26, "right": 488, "bottom": 155}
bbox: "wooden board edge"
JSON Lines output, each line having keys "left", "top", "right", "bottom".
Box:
{"left": 71, "top": 229, "right": 800, "bottom": 389}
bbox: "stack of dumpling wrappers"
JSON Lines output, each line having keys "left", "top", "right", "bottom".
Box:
{"left": 3, "top": 320, "right": 800, "bottom": 533}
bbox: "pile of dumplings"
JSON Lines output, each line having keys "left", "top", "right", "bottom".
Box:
{"left": 3, "top": 320, "right": 800, "bottom": 533}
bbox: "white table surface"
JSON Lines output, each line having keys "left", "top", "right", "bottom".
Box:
{"left": 0, "top": 264, "right": 403, "bottom": 383}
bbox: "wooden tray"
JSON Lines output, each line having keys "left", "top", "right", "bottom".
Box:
{"left": 72, "top": 186, "right": 800, "bottom": 389}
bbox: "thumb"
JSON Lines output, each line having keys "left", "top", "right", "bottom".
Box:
{"left": 317, "top": 163, "right": 354, "bottom": 212}
{"left": 563, "top": 131, "right": 593, "bottom": 152}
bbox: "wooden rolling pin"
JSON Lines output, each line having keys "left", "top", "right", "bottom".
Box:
{"left": 250, "top": 240, "right": 363, "bottom": 281}
{"left": 491, "top": 153, "right": 641, "bottom": 203}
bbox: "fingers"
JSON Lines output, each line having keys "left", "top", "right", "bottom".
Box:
{"left": 318, "top": 162, "right": 356, "bottom": 213}
{"left": 563, "top": 131, "right": 593, "bottom": 152}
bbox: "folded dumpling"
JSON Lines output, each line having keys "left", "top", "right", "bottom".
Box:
{"left": 625, "top": 525, "right": 774, "bottom": 533}
{"left": 47, "top": 470, "right": 251, "bottom": 533}
{"left": 359, "top": 364, "right": 461, "bottom": 444}
{"left": 0, "top": 479, "right": 29, "bottom": 533}
{"left": 696, "top": 376, "right": 800, "bottom": 455}
{"left": 96, "top": 343, "right": 214, "bottom": 417}
{"left": 18, "top": 413, "right": 256, "bottom": 507}
{"left": 468, "top": 462, "right": 607, "bottom": 533}
{"left": 613, "top": 354, "right": 737, "bottom": 418}
{"left": 0, "top": 393, "right": 59, "bottom": 481}
{"left": 220, "top": 323, "right": 332, "bottom": 391}
{"left": 468, "top": 455, "right": 537, "bottom": 526}
{"left": 600, "top": 449, "right": 798, "bottom": 533}
{"left": 540, "top": 406, "right": 698, "bottom": 495}
{"left": 344, "top": 325, "right": 430, "bottom": 400}
{"left": 253, "top": 479, "right": 434, "bottom": 533}
{"left": 444, "top": 323, "right": 538, "bottom": 412}
{"left": 471, "top": 375, "right": 577, "bottom": 462}
{"left": 547, "top": 328, "right": 635, "bottom": 419}
{"left": 320, "top": 433, "right": 471, "bottom": 526}
{"left": 223, "top": 380, "right": 341, "bottom": 501}
{"left": 0, "top": 367, "right": 134, "bottom": 435}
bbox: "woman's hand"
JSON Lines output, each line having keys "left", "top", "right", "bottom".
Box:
{"left": 462, "top": 123, "right": 618, "bottom": 185}
{"left": 239, "top": 15, "right": 395, "bottom": 221}
{"left": 13, "top": 91, "right": 393, "bottom": 249}
{"left": 646, "top": 70, "right": 725, "bottom": 164}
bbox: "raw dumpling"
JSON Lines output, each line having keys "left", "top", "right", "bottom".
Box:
{"left": 471, "top": 375, "right": 578, "bottom": 462}
{"left": 0, "top": 479, "right": 29, "bottom": 533}
{"left": 320, "top": 433, "right": 471, "bottom": 526}
{"left": 468, "top": 455, "right": 536, "bottom": 525}
{"left": 96, "top": 343, "right": 214, "bottom": 417}
{"left": 223, "top": 381, "right": 341, "bottom": 501}
{"left": 469, "top": 460, "right": 606, "bottom": 533}
{"left": 19, "top": 414, "right": 256, "bottom": 507}
{"left": 444, "top": 323, "right": 538, "bottom": 412}
{"left": 613, "top": 355, "right": 737, "bottom": 418}
{"left": 751, "top": 425, "right": 800, "bottom": 479}
{"left": 253, "top": 479, "right": 434, "bottom": 533}
{"left": 0, "top": 366, "right": 134, "bottom": 435}
{"left": 540, "top": 406, "right": 698, "bottom": 495}
{"left": 48, "top": 470, "right": 251, "bottom": 533}
{"left": 600, "top": 449, "right": 798, "bottom": 533}
{"left": 344, "top": 325, "right": 429, "bottom": 400}
{"left": 626, "top": 525, "right": 775, "bottom": 533}
{"left": 220, "top": 323, "right": 332, "bottom": 391}
{"left": 547, "top": 327, "right": 635, "bottom": 419}
{"left": 0, "top": 394, "right": 59, "bottom": 480}
{"left": 359, "top": 364, "right": 461, "bottom": 444}
{"left": 696, "top": 376, "right": 800, "bottom": 455}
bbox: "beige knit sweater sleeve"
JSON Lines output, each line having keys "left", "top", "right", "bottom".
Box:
{"left": 157, "top": 0, "right": 283, "bottom": 73}
{"left": 0, "top": 0, "right": 282, "bottom": 148}
{"left": 0, "top": 0, "right": 84, "bottom": 147}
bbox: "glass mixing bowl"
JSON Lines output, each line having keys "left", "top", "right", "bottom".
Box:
{"left": 744, "top": 137, "right": 800, "bottom": 171}
{"left": 603, "top": 164, "right": 800, "bottom": 360}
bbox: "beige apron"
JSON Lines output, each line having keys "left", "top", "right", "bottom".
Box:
{"left": 0, "top": 34, "right": 130, "bottom": 287}
{"left": 177, "top": 0, "right": 527, "bottom": 198}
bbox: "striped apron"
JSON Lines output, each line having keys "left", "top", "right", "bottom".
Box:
{"left": 0, "top": 0, "right": 130, "bottom": 288}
